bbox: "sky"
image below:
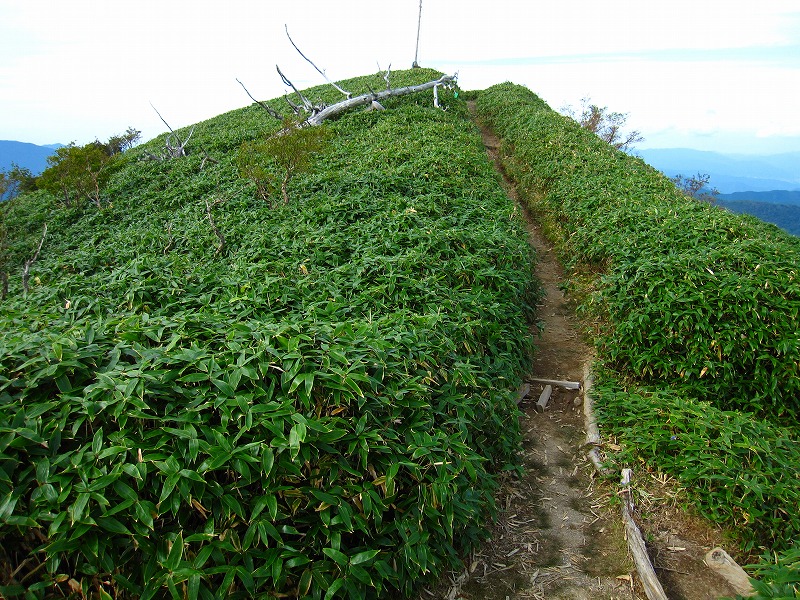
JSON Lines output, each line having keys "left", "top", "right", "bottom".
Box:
{"left": 1, "top": 0, "right": 799, "bottom": 155}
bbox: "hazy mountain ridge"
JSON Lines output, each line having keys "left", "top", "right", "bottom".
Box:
{"left": 638, "top": 147, "right": 800, "bottom": 193}
{"left": 0, "top": 140, "right": 62, "bottom": 175}
{"left": 717, "top": 189, "right": 800, "bottom": 205}
{"left": 716, "top": 199, "right": 800, "bottom": 236}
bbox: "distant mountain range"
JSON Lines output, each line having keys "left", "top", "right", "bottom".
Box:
{"left": 637, "top": 148, "right": 800, "bottom": 194}
{"left": 1, "top": 140, "right": 62, "bottom": 175}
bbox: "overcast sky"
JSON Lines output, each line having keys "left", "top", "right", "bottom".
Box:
{"left": 1, "top": 0, "right": 799, "bottom": 154}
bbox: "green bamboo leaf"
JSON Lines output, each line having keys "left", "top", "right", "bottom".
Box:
{"left": 322, "top": 547, "right": 348, "bottom": 568}
{"left": 350, "top": 549, "right": 380, "bottom": 565}
{"left": 164, "top": 532, "right": 184, "bottom": 571}
{"left": 324, "top": 578, "right": 345, "bottom": 600}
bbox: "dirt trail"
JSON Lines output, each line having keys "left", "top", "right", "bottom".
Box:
{"left": 413, "top": 104, "right": 743, "bottom": 599}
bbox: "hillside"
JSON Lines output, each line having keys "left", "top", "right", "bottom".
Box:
{"left": 0, "top": 69, "right": 538, "bottom": 599}
{"left": 2, "top": 70, "right": 799, "bottom": 599}
{"left": 717, "top": 199, "right": 800, "bottom": 236}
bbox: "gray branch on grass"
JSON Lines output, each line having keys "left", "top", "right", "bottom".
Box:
{"left": 22, "top": 223, "right": 47, "bottom": 295}
{"left": 276, "top": 65, "right": 315, "bottom": 113}
{"left": 150, "top": 103, "right": 194, "bottom": 157}
{"left": 305, "top": 73, "right": 456, "bottom": 126}
{"left": 236, "top": 78, "right": 284, "bottom": 122}
{"left": 204, "top": 198, "right": 225, "bottom": 256}
{"left": 285, "top": 25, "right": 351, "bottom": 98}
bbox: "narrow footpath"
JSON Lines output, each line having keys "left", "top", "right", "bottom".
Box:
{"left": 415, "top": 104, "right": 742, "bottom": 600}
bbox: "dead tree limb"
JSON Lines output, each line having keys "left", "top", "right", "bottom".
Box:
{"left": 204, "top": 197, "right": 225, "bottom": 256}
{"left": 236, "top": 78, "right": 284, "bottom": 122}
{"left": 383, "top": 65, "right": 392, "bottom": 90}
{"left": 620, "top": 469, "right": 668, "bottom": 600}
{"left": 150, "top": 103, "right": 194, "bottom": 157}
{"left": 285, "top": 25, "right": 351, "bottom": 98}
{"left": 22, "top": 223, "right": 47, "bottom": 295}
{"left": 276, "top": 65, "right": 315, "bottom": 114}
{"left": 305, "top": 73, "right": 456, "bottom": 126}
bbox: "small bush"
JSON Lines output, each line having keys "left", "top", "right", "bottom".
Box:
{"left": 476, "top": 82, "right": 800, "bottom": 419}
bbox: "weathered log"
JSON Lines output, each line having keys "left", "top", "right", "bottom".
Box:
{"left": 536, "top": 385, "right": 552, "bottom": 412}
{"left": 704, "top": 547, "right": 755, "bottom": 596}
{"left": 620, "top": 469, "right": 668, "bottom": 600}
{"left": 527, "top": 377, "right": 581, "bottom": 390}
{"left": 305, "top": 74, "right": 456, "bottom": 126}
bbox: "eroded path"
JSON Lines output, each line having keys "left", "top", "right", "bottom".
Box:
{"left": 416, "top": 104, "right": 743, "bottom": 600}
{"left": 436, "top": 109, "right": 637, "bottom": 599}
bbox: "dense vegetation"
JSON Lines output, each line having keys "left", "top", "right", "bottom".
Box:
{"left": 476, "top": 82, "right": 800, "bottom": 593}
{"left": 718, "top": 199, "right": 800, "bottom": 237}
{"left": 0, "top": 69, "right": 538, "bottom": 599}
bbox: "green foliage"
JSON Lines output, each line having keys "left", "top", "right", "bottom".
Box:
{"left": 38, "top": 143, "right": 119, "bottom": 208}
{"left": 105, "top": 127, "right": 142, "bottom": 156}
{"left": 561, "top": 96, "right": 643, "bottom": 151}
{"left": 1, "top": 163, "right": 37, "bottom": 201}
{"left": 737, "top": 547, "right": 800, "bottom": 599}
{"left": 671, "top": 172, "right": 720, "bottom": 203}
{"left": 476, "top": 82, "right": 800, "bottom": 420}
{"left": 0, "top": 69, "right": 537, "bottom": 598}
{"left": 593, "top": 375, "right": 800, "bottom": 553}
{"left": 238, "top": 119, "right": 332, "bottom": 205}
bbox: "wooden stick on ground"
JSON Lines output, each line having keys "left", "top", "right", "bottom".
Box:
{"left": 527, "top": 377, "right": 581, "bottom": 390}
{"left": 620, "top": 469, "right": 668, "bottom": 600}
{"left": 581, "top": 363, "right": 607, "bottom": 473}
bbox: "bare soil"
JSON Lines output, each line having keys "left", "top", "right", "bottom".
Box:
{"left": 413, "top": 104, "right": 743, "bottom": 599}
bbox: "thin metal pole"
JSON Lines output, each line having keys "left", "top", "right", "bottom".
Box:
{"left": 413, "top": 0, "right": 422, "bottom": 67}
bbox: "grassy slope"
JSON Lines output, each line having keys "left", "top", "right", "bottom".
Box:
{"left": 476, "top": 83, "right": 800, "bottom": 592}
{"left": 0, "top": 70, "right": 538, "bottom": 599}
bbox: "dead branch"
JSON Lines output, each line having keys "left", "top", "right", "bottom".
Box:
{"left": 383, "top": 65, "right": 392, "bottom": 90}
{"left": 204, "top": 198, "right": 225, "bottom": 255}
{"left": 285, "top": 25, "right": 351, "bottom": 98}
{"left": 276, "top": 65, "right": 315, "bottom": 113}
{"left": 200, "top": 150, "right": 219, "bottom": 170}
{"left": 305, "top": 73, "right": 456, "bottom": 126}
{"left": 150, "top": 103, "right": 193, "bottom": 157}
{"left": 236, "top": 78, "right": 284, "bottom": 122}
{"left": 620, "top": 469, "right": 668, "bottom": 600}
{"left": 22, "top": 223, "right": 47, "bottom": 295}
{"left": 413, "top": 0, "right": 423, "bottom": 68}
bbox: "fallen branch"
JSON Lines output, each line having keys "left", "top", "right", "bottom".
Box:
{"left": 150, "top": 103, "right": 194, "bottom": 157}
{"left": 527, "top": 377, "right": 581, "bottom": 390}
{"left": 236, "top": 78, "right": 284, "bottom": 122}
{"left": 620, "top": 469, "right": 668, "bottom": 600}
{"left": 306, "top": 73, "right": 456, "bottom": 126}
{"left": 581, "top": 362, "right": 608, "bottom": 474}
{"left": 204, "top": 198, "right": 225, "bottom": 256}
{"left": 277, "top": 65, "right": 316, "bottom": 114}
{"left": 285, "top": 25, "right": 351, "bottom": 98}
{"left": 22, "top": 223, "right": 47, "bottom": 295}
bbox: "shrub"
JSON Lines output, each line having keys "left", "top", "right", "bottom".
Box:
{"left": 476, "top": 82, "right": 800, "bottom": 419}
{"left": 0, "top": 70, "right": 537, "bottom": 598}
